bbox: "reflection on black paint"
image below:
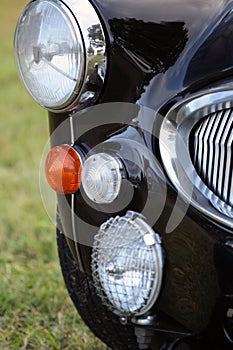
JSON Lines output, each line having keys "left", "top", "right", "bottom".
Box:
{"left": 109, "top": 18, "right": 188, "bottom": 73}
{"left": 105, "top": 18, "right": 188, "bottom": 103}
{"left": 85, "top": 64, "right": 104, "bottom": 92}
{"left": 185, "top": 12, "right": 233, "bottom": 85}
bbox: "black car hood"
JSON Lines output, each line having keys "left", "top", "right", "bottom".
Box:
{"left": 92, "top": 0, "right": 233, "bottom": 109}
{"left": 93, "top": 0, "right": 231, "bottom": 43}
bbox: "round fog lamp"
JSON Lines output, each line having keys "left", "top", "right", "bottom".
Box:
{"left": 82, "top": 153, "right": 124, "bottom": 204}
{"left": 92, "top": 211, "right": 164, "bottom": 316}
{"left": 14, "top": 0, "right": 85, "bottom": 110}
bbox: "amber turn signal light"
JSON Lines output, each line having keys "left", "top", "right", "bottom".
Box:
{"left": 45, "top": 144, "right": 83, "bottom": 194}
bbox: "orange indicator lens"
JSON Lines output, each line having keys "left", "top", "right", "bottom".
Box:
{"left": 45, "top": 144, "right": 82, "bottom": 194}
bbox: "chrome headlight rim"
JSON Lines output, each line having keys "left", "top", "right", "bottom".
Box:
{"left": 14, "top": 0, "right": 107, "bottom": 112}
{"left": 92, "top": 211, "right": 164, "bottom": 317}
{"left": 159, "top": 88, "right": 233, "bottom": 229}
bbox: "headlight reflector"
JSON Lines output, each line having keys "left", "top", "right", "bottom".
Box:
{"left": 14, "top": 0, "right": 85, "bottom": 110}
{"left": 92, "top": 211, "right": 163, "bottom": 316}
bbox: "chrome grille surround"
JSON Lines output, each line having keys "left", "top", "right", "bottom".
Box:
{"left": 160, "top": 88, "right": 233, "bottom": 229}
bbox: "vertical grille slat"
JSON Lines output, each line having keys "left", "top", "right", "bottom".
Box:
{"left": 229, "top": 169, "right": 233, "bottom": 206}
{"left": 195, "top": 118, "right": 208, "bottom": 179}
{"left": 193, "top": 108, "right": 233, "bottom": 208}
{"left": 224, "top": 127, "right": 233, "bottom": 203}
{"left": 217, "top": 110, "right": 231, "bottom": 199}
{"left": 213, "top": 110, "right": 229, "bottom": 193}
{"left": 206, "top": 111, "right": 222, "bottom": 186}
{"left": 202, "top": 116, "right": 215, "bottom": 182}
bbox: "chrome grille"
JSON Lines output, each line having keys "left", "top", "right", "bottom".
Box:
{"left": 193, "top": 108, "right": 233, "bottom": 207}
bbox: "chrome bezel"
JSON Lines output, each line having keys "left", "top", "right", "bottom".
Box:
{"left": 160, "top": 88, "right": 233, "bottom": 229}
{"left": 14, "top": 0, "right": 107, "bottom": 112}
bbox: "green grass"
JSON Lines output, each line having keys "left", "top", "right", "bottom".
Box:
{"left": 0, "top": 1, "right": 106, "bottom": 348}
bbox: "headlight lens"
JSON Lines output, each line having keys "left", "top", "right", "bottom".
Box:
{"left": 14, "top": 0, "right": 85, "bottom": 110}
{"left": 92, "top": 211, "right": 163, "bottom": 316}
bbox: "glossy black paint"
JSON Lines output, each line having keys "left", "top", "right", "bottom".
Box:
{"left": 92, "top": 0, "right": 233, "bottom": 108}
{"left": 48, "top": 0, "right": 233, "bottom": 347}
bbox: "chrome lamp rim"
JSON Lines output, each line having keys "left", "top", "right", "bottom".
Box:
{"left": 14, "top": 0, "right": 107, "bottom": 113}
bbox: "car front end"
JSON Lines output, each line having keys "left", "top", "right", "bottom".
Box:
{"left": 14, "top": 1, "right": 233, "bottom": 349}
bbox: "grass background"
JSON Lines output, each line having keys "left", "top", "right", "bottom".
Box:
{"left": 0, "top": 1, "right": 106, "bottom": 348}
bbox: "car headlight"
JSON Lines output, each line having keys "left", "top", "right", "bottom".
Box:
{"left": 92, "top": 211, "right": 164, "bottom": 316}
{"left": 14, "top": 0, "right": 106, "bottom": 112}
{"left": 160, "top": 89, "right": 233, "bottom": 229}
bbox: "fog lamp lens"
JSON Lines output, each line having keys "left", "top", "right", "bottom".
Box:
{"left": 82, "top": 153, "right": 124, "bottom": 204}
{"left": 45, "top": 144, "right": 82, "bottom": 194}
{"left": 92, "top": 211, "right": 163, "bottom": 316}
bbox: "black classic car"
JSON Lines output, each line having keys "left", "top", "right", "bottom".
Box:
{"left": 14, "top": 0, "right": 233, "bottom": 349}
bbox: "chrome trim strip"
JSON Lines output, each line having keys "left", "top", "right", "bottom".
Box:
{"left": 230, "top": 174, "right": 233, "bottom": 208}
{"left": 213, "top": 111, "right": 226, "bottom": 192}
{"left": 70, "top": 115, "right": 84, "bottom": 271}
{"left": 221, "top": 112, "right": 232, "bottom": 201}
{"left": 225, "top": 131, "right": 233, "bottom": 203}
{"left": 202, "top": 116, "right": 213, "bottom": 181}
{"left": 197, "top": 118, "right": 207, "bottom": 178}
{"left": 206, "top": 116, "right": 216, "bottom": 186}
{"left": 69, "top": 116, "right": 74, "bottom": 144}
{"left": 160, "top": 88, "right": 233, "bottom": 229}
{"left": 207, "top": 112, "right": 221, "bottom": 188}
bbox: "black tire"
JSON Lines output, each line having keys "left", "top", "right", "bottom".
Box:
{"left": 57, "top": 229, "right": 139, "bottom": 350}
